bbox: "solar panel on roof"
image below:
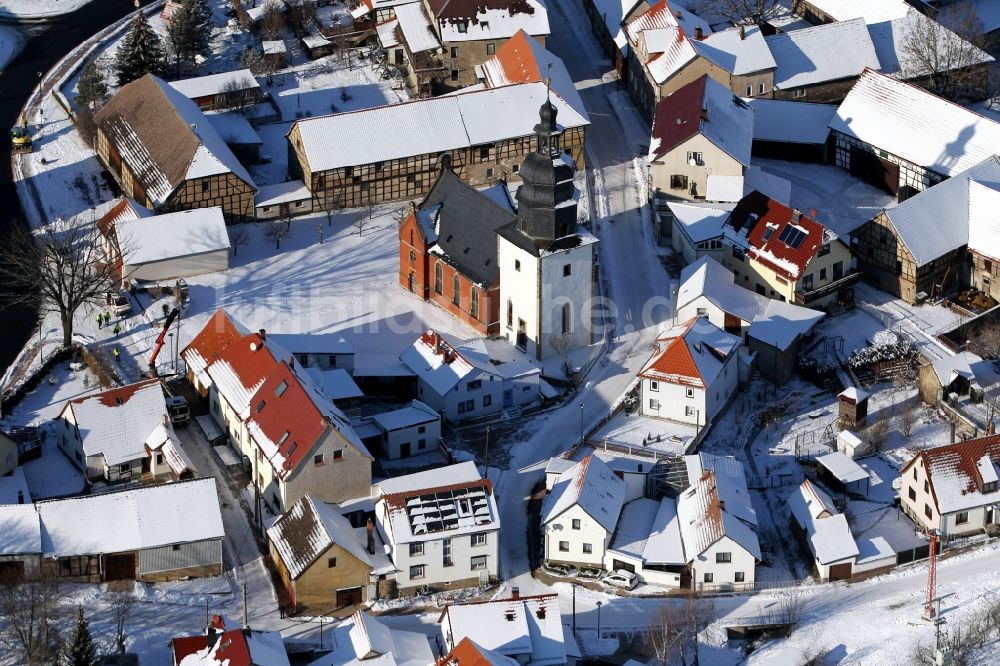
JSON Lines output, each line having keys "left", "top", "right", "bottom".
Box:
{"left": 777, "top": 224, "right": 806, "bottom": 249}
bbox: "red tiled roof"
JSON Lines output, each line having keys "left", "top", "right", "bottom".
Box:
{"left": 246, "top": 362, "right": 328, "bottom": 479}
{"left": 487, "top": 30, "right": 540, "bottom": 84}
{"left": 727, "top": 190, "right": 826, "bottom": 281}
{"left": 70, "top": 377, "right": 160, "bottom": 408}
{"left": 442, "top": 637, "right": 512, "bottom": 665}
{"left": 170, "top": 629, "right": 252, "bottom": 665}
{"left": 650, "top": 75, "right": 704, "bottom": 160}
{"left": 625, "top": 0, "right": 679, "bottom": 44}
{"left": 639, "top": 318, "right": 704, "bottom": 386}
{"left": 181, "top": 309, "right": 245, "bottom": 373}
{"left": 904, "top": 435, "right": 1000, "bottom": 513}
{"left": 212, "top": 332, "right": 281, "bottom": 398}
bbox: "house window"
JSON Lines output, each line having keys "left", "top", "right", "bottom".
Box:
{"left": 471, "top": 555, "right": 488, "bottom": 570}
{"left": 924, "top": 480, "right": 929, "bottom": 493}
{"left": 561, "top": 303, "right": 572, "bottom": 335}
{"left": 925, "top": 504, "right": 933, "bottom": 519}
{"left": 255, "top": 399, "right": 266, "bottom": 413}
{"left": 686, "top": 151, "right": 703, "bottom": 165}
{"left": 735, "top": 571, "right": 745, "bottom": 582}
{"left": 418, "top": 439, "right": 426, "bottom": 449}
{"left": 486, "top": 167, "right": 494, "bottom": 178}
{"left": 758, "top": 81, "right": 765, "bottom": 95}
{"left": 572, "top": 519, "right": 581, "bottom": 530}
{"left": 471, "top": 288, "right": 480, "bottom": 319}
{"left": 507, "top": 299, "right": 513, "bottom": 327}
{"left": 172, "top": 544, "right": 181, "bottom": 551}
{"left": 483, "top": 394, "right": 492, "bottom": 407}
{"left": 794, "top": 88, "right": 806, "bottom": 98}
{"left": 451, "top": 70, "right": 459, "bottom": 82}
{"left": 685, "top": 405, "right": 696, "bottom": 417}
{"left": 558, "top": 541, "right": 569, "bottom": 552}
{"left": 696, "top": 307, "right": 708, "bottom": 316}
{"left": 407, "top": 174, "right": 417, "bottom": 184}
{"left": 956, "top": 511, "right": 969, "bottom": 525}
{"left": 410, "top": 565, "right": 425, "bottom": 579}
{"left": 298, "top": 354, "right": 309, "bottom": 367}
{"left": 649, "top": 398, "right": 660, "bottom": 410}
{"left": 479, "top": 145, "right": 490, "bottom": 159}
{"left": 450, "top": 46, "right": 458, "bottom": 58}
{"left": 468, "top": 380, "right": 482, "bottom": 391}
{"left": 278, "top": 431, "right": 290, "bottom": 446}
{"left": 453, "top": 275, "right": 461, "bottom": 305}
{"left": 732, "top": 247, "right": 744, "bottom": 261}
{"left": 704, "top": 572, "right": 714, "bottom": 583}
{"left": 913, "top": 469, "right": 917, "bottom": 480}
{"left": 334, "top": 449, "right": 344, "bottom": 461}
{"left": 582, "top": 543, "right": 593, "bottom": 554}
{"left": 716, "top": 552, "right": 732, "bottom": 563}
{"left": 514, "top": 259, "right": 521, "bottom": 271}
{"left": 328, "top": 557, "right": 337, "bottom": 568}
{"left": 670, "top": 174, "right": 688, "bottom": 190}
{"left": 327, "top": 355, "right": 338, "bottom": 366}
{"left": 155, "top": 453, "right": 164, "bottom": 465}
{"left": 802, "top": 274, "right": 814, "bottom": 290}
{"left": 650, "top": 380, "right": 659, "bottom": 392}
{"left": 457, "top": 21, "right": 467, "bottom": 32}
{"left": 409, "top": 542, "right": 424, "bottom": 556}
{"left": 820, "top": 268, "right": 827, "bottom": 281}
{"left": 314, "top": 454, "right": 325, "bottom": 466}
{"left": 563, "top": 264, "right": 571, "bottom": 277}
{"left": 201, "top": 181, "right": 210, "bottom": 192}
{"left": 443, "top": 538, "right": 453, "bottom": 566}
{"left": 512, "top": 163, "right": 519, "bottom": 173}
{"left": 986, "top": 259, "right": 994, "bottom": 272}
{"left": 686, "top": 388, "right": 694, "bottom": 398}
{"left": 908, "top": 487, "right": 916, "bottom": 501}
{"left": 746, "top": 85, "right": 753, "bottom": 96}
{"left": 471, "top": 532, "right": 487, "bottom": 547}
{"left": 487, "top": 43, "right": 495, "bottom": 55}
{"left": 434, "top": 264, "right": 443, "bottom": 293}
{"left": 275, "top": 380, "right": 288, "bottom": 397}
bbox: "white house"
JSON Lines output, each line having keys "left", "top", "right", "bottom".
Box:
{"left": 438, "top": 592, "right": 578, "bottom": 665}
{"left": 400, "top": 330, "right": 540, "bottom": 422}
{"left": 372, "top": 400, "right": 441, "bottom": 459}
{"left": 900, "top": 435, "right": 1000, "bottom": 538}
{"left": 57, "top": 379, "right": 194, "bottom": 483}
{"left": 676, "top": 256, "right": 824, "bottom": 383}
{"left": 496, "top": 99, "right": 599, "bottom": 362}
{"left": 666, "top": 201, "right": 735, "bottom": 265}
{"left": 374, "top": 462, "right": 500, "bottom": 595}
{"left": 604, "top": 496, "right": 686, "bottom": 588}
{"left": 305, "top": 610, "right": 435, "bottom": 666}
{"left": 637, "top": 317, "right": 741, "bottom": 427}
{"left": 268, "top": 334, "right": 356, "bottom": 373}
{"left": 541, "top": 455, "right": 626, "bottom": 568}
{"left": 545, "top": 452, "right": 649, "bottom": 503}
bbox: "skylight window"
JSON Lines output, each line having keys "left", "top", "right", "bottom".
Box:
{"left": 275, "top": 380, "right": 288, "bottom": 397}
{"left": 278, "top": 431, "right": 290, "bottom": 446}
{"left": 762, "top": 224, "right": 777, "bottom": 242}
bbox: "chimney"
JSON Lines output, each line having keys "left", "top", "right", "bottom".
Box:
{"left": 739, "top": 25, "right": 745, "bottom": 40}
{"left": 163, "top": 414, "right": 169, "bottom": 426}
{"left": 258, "top": 328, "right": 266, "bottom": 341}
{"left": 289, "top": 355, "right": 295, "bottom": 369}
{"left": 511, "top": 586, "right": 520, "bottom": 600}
{"left": 367, "top": 518, "right": 376, "bottom": 555}
{"left": 17, "top": 490, "right": 23, "bottom": 504}
{"left": 694, "top": 25, "right": 703, "bottom": 40}
{"left": 792, "top": 209, "right": 802, "bottom": 223}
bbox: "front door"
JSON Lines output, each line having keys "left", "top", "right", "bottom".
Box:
{"left": 400, "top": 442, "right": 411, "bottom": 458}
{"left": 503, "top": 390, "right": 513, "bottom": 408}
{"left": 516, "top": 319, "right": 527, "bottom": 350}
{"left": 987, "top": 507, "right": 995, "bottom": 525}
{"left": 336, "top": 586, "right": 363, "bottom": 609}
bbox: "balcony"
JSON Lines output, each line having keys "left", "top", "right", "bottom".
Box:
{"left": 794, "top": 271, "right": 861, "bottom": 306}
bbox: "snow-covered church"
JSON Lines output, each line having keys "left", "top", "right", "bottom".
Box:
{"left": 399, "top": 96, "right": 599, "bottom": 361}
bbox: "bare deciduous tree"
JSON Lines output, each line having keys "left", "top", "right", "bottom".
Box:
{"left": 899, "top": 399, "right": 917, "bottom": 437}
{"left": 0, "top": 219, "right": 130, "bottom": 348}
{"left": 258, "top": 207, "right": 292, "bottom": 249}
{"left": 355, "top": 200, "right": 377, "bottom": 236}
{"left": 548, "top": 333, "right": 579, "bottom": 381}
{"left": 229, "top": 223, "right": 251, "bottom": 256}
{"left": 644, "top": 594, "right": 715, "bottom": 666}
{"left": 863, "top": 411, "right": 891, "bottom": 453}
{"left": 0, "top": 577, "right": 63, "bottom": 665}
{"left": 900, "top": 4, "right": 991, "bottom": 103}
{"left": 259, "top": 0, "right": 287, "bottom": 40}
{"left": 687, "top": 0, "right": 781, "bottom": 26}
{"left": 108, "top": 587, "right": 136, "bottom": 654}
{"left": 214, "top": 78, "right": 256, "bottom": 114}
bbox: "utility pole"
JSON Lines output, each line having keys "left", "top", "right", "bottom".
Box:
{"left": 243, "top": 582, "right": 249, "bottom": 628}
{"left": 484, "top": 425, "right": 490, "bottom": 481}
{"left": 572, "top": 583, "right": 576, "bottom": 637}
{"left": 596, "top": 600, "right": 603, "bottom": 640}
{"left": 929, "top": 592, "right": 955, "bottom": 665}
{"left": 923, "top": 529, "right": 940, "bottom": 620}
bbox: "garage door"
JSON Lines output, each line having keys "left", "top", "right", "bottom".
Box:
{"left": 335, "top": 586, "right": 363, "bottom": 609}
{"left": 849, "top": 146, "right": 899, "bottom": 195}
{"left": 829, "top": 562, "right": 852, "bottom": 582}
{"left": 104, "top": 553, "right": 136, "bottom": 582}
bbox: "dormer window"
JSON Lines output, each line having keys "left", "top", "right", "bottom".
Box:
{"left": 275, "top": 380, "right": 288, "bottom": 397}
{"left": 457, "top": 21, "right": 468, "bottom": 33}
{"left": 278, "top": 431, "right": 290, "bottom": 446}
{"left": 985, "top": 481, "right": 998, "bottom": 493}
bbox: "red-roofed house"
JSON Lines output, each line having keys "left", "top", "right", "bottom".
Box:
{"left": 721, "top": 191, "right": 856, "bottom": 307}
{"left": 245, "top": 361, "right": 373, "bottom": 513}
{"left": 900, "top": 436, "right": 1000, "bottom": 538}
{"left": 648, "top": 74, "right": 753, "bottom": 201}
{"left": 170, "top": 622, "right": 290, "bottom": 666}
{"left": 638, "top": 317, "right": 740, "bottom": 426}
{"left": 180, "top": 309, "right": 247, "bottom": 397}
{"left": 441, "top": 637, "right": 520, "bottom": 666}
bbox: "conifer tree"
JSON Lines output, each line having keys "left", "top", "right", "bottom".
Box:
{"left": 165, "top": 0, "right": 213, "bottom": 77}
{"left": 114, "top": 9, "right": 165, "bottom": 86}
{"left": 75, "top": 61, "right": 108, "bottom": 111}
{"left": 62, "top": 607, "right": 96, "bottom": 666}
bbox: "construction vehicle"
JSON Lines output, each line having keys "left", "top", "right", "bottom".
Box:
{"left": 148, "top": 307, "right": 180, "bottom": 376}
{"left": 11, "top": 114, "right": 32, "bottom": 154}
{"left": 165, "top": 395, "right": 190, "bottom": 426}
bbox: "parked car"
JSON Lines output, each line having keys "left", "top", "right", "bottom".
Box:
{"left": 602, "top": 569, "right": 639, "bottom": 590}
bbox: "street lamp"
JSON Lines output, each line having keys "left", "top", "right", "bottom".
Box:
{"left": 578, "top": 402, "right": 584, "bottom": 446}
{"left": 595, "top": 600, "right": 603, "bottom": 640}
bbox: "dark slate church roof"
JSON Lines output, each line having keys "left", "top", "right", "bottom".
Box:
{"left": 419, "top": 169, "right": 517, "bottom": 285}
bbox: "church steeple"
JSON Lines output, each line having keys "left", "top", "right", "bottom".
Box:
{"left": 515, "top": 92, "right": 578, "bottom": 244}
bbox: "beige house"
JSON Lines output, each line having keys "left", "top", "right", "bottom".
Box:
{"left": 648, "top": 75, "right": 753, "bottom": 201}
{"left": 94, "top": 74, "right": 256, "bottom": 223}
{"left": 900, "top": 435, "right": 1000, "bottom": 539}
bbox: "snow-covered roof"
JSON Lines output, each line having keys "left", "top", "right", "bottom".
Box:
{"left": 267, "top": 495, "right": 394, "bottom": 579}
{"left": 400, "top": 330, "right": 479, "bottom": 396}
{"left": 868, "top": 11, "right": 993, "bottom": 80}
{"left": 376, "top": 18, "right": 401, "bottom": 49}
{"left": 0, "top": 466, "right": 30, "bottom": 505}
{"left": 830, "top": 69, "right": 1000, "bottom": 179}
{"left": 263, "top": 40, "right": 287, "bottom": 54}
{"left": 905, "top": 435, "right": 1000, "bottom": 514}
{"left": 430, "top": 0, "right": 550, "bottom": 42}
{"left": 589, "top": 0, "right": 645, "bottom": 51}
{"left": 377, "top": 461, "right": 482, "bottom": 496}
{"left": 306, "top": 611, "right": 432, "bottom": 666}
{"left": 766, "top": 18, "right": 879, "bottom": 89}
{"left": 207, "top": 332, "right": 284, "bottom": 421}
{"left": 439, "top": 594, "right": 566, "bottom": 665}
{"left": 695, "top": 26, "right": 775, "bottom": 75}
{"left": 706, "top": 175, "right": 744, "bottom": 203}
{"left": 788, "top": 480, "right": 859, "bottom": 565}
{"left": 0, "top": 505, "right": 41, "bottom": 554}
{"left": 478, "top": 30, "right": 586, "bottom": 121}
{"left": 649, "top": 75, "right": 753, "bottom": 166}
{"left": 643, "top": 496, "right": 685, "bottom": 565}
{"left": 308, "top": 368, "right": 364, "bottom": 402}
{"left": 373, "top": 401, "right": 438, "bottom": 432}
{"left": 746, "top": 98, "right": 835, "bottom": 144}
{"left": 678, "top": 256, "right": 823, "bottom": 351}
{"left": 292, "top": 82, "right": 588, "bottom": 173}
{"left": 169, "top": 69, "right": 259, "bottom": 100}
{"left": 206, "top": 110, "right": 263, "bottom": 145}
{"left": 254, "top": 180, "right": 312, "bottom": 208}
{"left": 174, "top": 628, "right": 290, "bottom": 666}
{"left": 62, "top": 379, "right": 168, "bottom": 465}
{"left": 377, "top": 466, "right": 499, "bottom": 544}
{"left": 607, "top": 497, "right": 660, "bottom": 561}
{"left": 932, "top": 351, "right": 978, "bottom": 387}
{"left": 36, "top": 477, "right": 224, "bottom": 557}
{"left": 267, "top": 333, "right": 354, "bottom": 355}
{"left": 666, "top": 201, "right": 733, "bottom": 242}
{"left": 817, "top": 451, "right": 870, "bottom": 484}
{"left": 181, "top": 309, "right": 248, "bottom": 388}
{"left": 839, "top": 386, "right": 868, "bottom": 402}
{"left": 855, "top": 535, "right": 894, "bottom": 565}
{"left": 146, "top": 423, "right": 198, "bottom": 477}
{"left": 800, "top": 0, "right": 910, "bottom": 23}
{"left": 116, "top": 207, "right": 230, "bottom": 266}
{"left": 705, "top": 167, "right": 792, "bottom": 205}
{"left": 541, "top": 455, "right": 626, "bottom": 533}
{"left": 302, "top": 33, "right": 332, "bottom": 49}
{"left": 882, "top": 156, "right": 1000, "bottom": 266}
{"left": 677, "top": 470, "right": 760, "bottom": 560}
{"left": 638, "top": 316, "right": 741, "bottom": 387}
{"left": 393, "top": 2, "right": 440, "bottom": 52}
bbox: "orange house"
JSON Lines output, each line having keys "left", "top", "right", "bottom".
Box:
{"left": 398, "top": 165, "right": 516, "bottom": 336}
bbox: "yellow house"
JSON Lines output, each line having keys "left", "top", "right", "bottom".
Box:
{"left": 720, "top": 191, "right": 858, "bottom": 307}
{"left": 648, "top": 75, "right": 753, "bottom": 201}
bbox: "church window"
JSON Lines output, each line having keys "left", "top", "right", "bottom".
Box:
{"left": 507, "top": 299, "right": 513, "bottom": 327}
{"left": 453, "top": 275, "right": 461, "bottom": 305}
{"left": 434, "top": 264, "right": 442, "bottom": 293}
{"left": 471, "top": 289, "right": 480, "bottom": 319}
{"left": 561, "top": 303, "right": 572, "bottom": 335}
{"left": 514, "top": 259, "right": 521, "bottom": 271}
{"left": 563, "top": 264, "right": 571, "bottom": 277}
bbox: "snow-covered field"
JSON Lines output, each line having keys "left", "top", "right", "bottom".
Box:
{"left": 0, "top": 0, "right": 93, "bottom": 20}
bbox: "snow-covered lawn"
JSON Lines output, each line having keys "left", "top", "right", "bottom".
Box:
{"left": 0, "top": 0, "right": 93, "bottom": 19}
